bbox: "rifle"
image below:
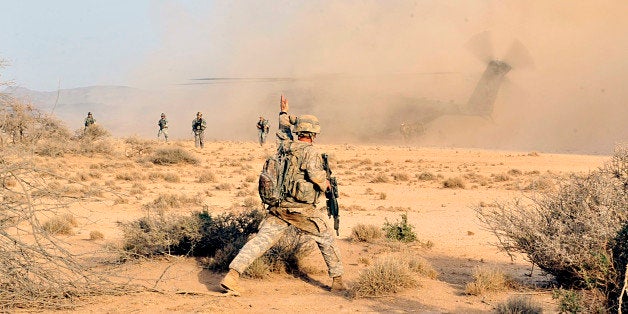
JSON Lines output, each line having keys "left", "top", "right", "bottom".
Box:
{"left": 321, "top": 153, "right": 339, "bottom": 236}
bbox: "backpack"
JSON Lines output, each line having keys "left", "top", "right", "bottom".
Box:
{"left": 258, "top": 143, "right": 293, "bottom": 206}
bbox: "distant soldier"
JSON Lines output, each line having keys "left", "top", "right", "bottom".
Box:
{"left": 400, "top": 122, "right": 410, "bottom": 142}
{"left": 256, "top": 116, "right": 270, "bottom": 146}
{"left": 192, "top": 111, "right": 207, "bottom": 148}
{"left": 158, "top": 113, "right": 169, "bottom": 142}
{"left": 84, "top": 112, "right": 95, "bottom": 131}
{"left": 220, "top": 115, "right": 347, "bottom": 295}
{"left": 277, "top": 94, "right": 297, "bottom": 142}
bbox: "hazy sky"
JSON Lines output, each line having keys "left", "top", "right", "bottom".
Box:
{"left": 1, "top": 1, "right": 626, "bottom": 153}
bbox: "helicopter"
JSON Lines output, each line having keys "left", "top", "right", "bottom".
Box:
{"left": 189, "top": 32, "right": 531, "bottom": 142}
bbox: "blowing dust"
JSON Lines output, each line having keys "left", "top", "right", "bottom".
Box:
{"left": 126, "top": 1, "right": 627, "bottom": 154}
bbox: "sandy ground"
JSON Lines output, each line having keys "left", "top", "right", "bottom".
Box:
{"left": 25, "top": 139, "right": 609, "bottom": 313}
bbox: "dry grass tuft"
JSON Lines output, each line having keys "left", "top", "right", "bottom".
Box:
{"left": 89, "top": 230, "right": 105, "bottom": 241}
{"left": 391, "top": 172, "right": 410, "bottom": 181}
{"left": 496, "top": 295, "right": 543, "bottom": 314}
{"left": 416, "top": 172, "right": 437, "bottom": 181}
{"left": 148, "top": 148, "right": 199, "bottom": 165}
{"left": 350, "top": 224, "right": 383, "bottom": 243}
{"left": 442, "top": 177, "right": 466, "bottom": 189}
{"left": 145, "top": 193, "right": 203, "bottom": 210}
{"left": 197, "top": 171, "right": 217, "bottom": 183}
{"left": 465, "top": 268, "right": 514, "bottom": 296}
{"left": 370, "top": 173, "right": 390, "bottom": 183}
{"left": 351, "top": 255, "right": 437, "bottom": 298}
{"left": 42, "top": 213, "right": 78, "bottom": 235}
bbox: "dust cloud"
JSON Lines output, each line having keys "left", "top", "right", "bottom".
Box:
{"left": 127, "top": 1, "right": 627, "bottom": 154}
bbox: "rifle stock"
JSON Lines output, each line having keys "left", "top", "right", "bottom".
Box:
{"left": 322, "top": 153, "right": 340, "bottom": 236}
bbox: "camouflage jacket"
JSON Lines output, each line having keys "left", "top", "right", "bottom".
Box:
{"left": 158, "top": 118, "right": 168, "bottom": 129}
{"left": 84, "top": 117, "right": 95, "bottom": 127}
{"left": 192, "top": 118, "right": 206, "bottom": 132}
{"left": 282, "top": 141, "right": 327, "bottom": 206}
{"left": 257, "top": 119, "right": 269, "bottom": 133}
{"left": 278, "top": 112, "right": 296, "bottom": 136}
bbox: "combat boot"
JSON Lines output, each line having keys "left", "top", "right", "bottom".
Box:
{"left": 330, "top": 275, "right": 347, "bottom": 292}
{"left": 220, "top": 269, "right": 242, "bottom": 295}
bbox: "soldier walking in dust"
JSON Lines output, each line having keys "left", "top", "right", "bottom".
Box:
{"left": 192, "top": 112, "right": 206, "bottom": 148}
{"left": 84, "top": 112, "right": 95, "bottom": 131}
{"left": 158, "top": 113, "right": 169, "bottom": 142}
{"left": 277, "top": 94, "right": 297, "bottom": 142}
{"left": 256, "top": 116, "right": 270, "bottom": 146}
{"left": 220, "top": 115, "right": 347, "bottom": 295}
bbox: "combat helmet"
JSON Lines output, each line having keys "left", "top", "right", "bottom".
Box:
{"left": 294, "top": 115, "right": 321, "bottom": 134}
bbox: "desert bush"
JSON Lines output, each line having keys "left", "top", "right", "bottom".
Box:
{"left": 476, "top": 144, "right": 628, "bottom": 311}
{"left": 382, "top": 213, "right": 417, "bottom": 242}
{"left": 350, "top": 224, "right": 383, "bottom": 243}
{"left": 351, "top": 255, "right": 435, "bottom": 298}
{"left": 370, "top": 173, "right": 390, "bottom": 183}
{"left": 148, "top": 148, "right": 199, "bottom": 165}
{"left": 123, "top": 136, "right": 155, "bottom": 157}
{"left": 416, "top": 172, "right": 436, "bottom": 181}
{"left": 89, "top": 230, "right": 105, "bottom": 241}
{"left": 465, "top": 267, "right": 514, "bottom": 296}
{"left": 496, "top": 295, "right": 543, "bottom": 314}
{"left": 144, "top": 193, "right": 203, "bottom": 210}
{"left": 392, "top": 172, "right": 410, "bottom": 181}
{"left": 0, "top": 159, "right": 127, "bottom": 309}
{"left": 42, "top": 213, "right": 78, "bottom": 235}
{"left": 121, "top": 212, "right": 202, "bottom": 257}
{"left": 162, "top": 172, "right": 180, "bottom": 183}
{"left": 197, "top": 171, "right": 217, "bottom": 183}
{"left": 442, "top": 176, "right": 466, "bottom": 189}
{"left": 379, "top": 192, "right": 387, "bottom": 200}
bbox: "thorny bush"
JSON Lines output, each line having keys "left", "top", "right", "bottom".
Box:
{"left": 476, "top": 144, "right": 628, "bottom": 311}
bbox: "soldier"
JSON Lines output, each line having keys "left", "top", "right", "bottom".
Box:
{"left": 158, "top": 113, "right": 169, "bottom": 142}
{"left": 256, "top": 116, "right": 270, "bottom": 146}
{"left": 277, "top": 94, "right": 297, "bottom": 142}
{"left": 84, "top": 112, "right": 95, "bottom": 131}
{"left": 192, "top": 112, "right": 206, "bottom": 148}
{"left": 220, "top": 115, "right": 347, "bottom": 295}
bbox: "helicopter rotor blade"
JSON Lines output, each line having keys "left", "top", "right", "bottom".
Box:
{"left": 504, "top": 39, "right": 535, "bottom": 70}
{"left": 465, "top": 31, "right": 495, "bottom": 64}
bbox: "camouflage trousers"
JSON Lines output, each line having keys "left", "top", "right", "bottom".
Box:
{"left": 229, "top": 207, "right": 344, "bottom": 277}
{"left": 194, "top": 130, "right": 204, "bottom": 148}
{"left": 258, "top": 131, "right": 267, "bottom": 146}
{"left": 158, "top": 128, "right": 169, "bottom": 141}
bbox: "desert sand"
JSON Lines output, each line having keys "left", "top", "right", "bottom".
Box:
{"left": 19, "top": 138, "right": 609, "bottom": 313}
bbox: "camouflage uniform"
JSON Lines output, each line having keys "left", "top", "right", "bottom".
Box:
{"left": 256, "top": 117, "right": 270, "bottom": 146}
{"left": 84, "top": 113, "right": 95, "bottom": 130}
{"left": 158, "top": 114, "right": 169, "bottom": 142}
{"left": 277, "top": 111, "right": 297, "bottom": 141}
{"left": 229, "top": 141, "right": 344, "bottom": 278}
{"left": 192, "top": 113, "right": 207, "bottom": 148}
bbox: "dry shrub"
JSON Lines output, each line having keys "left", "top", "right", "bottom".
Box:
{"left": 123, "top": 136, "right": 155, "bottom": 157}
{"left": 378, "top": 192, "right": 387, "bottom": 200}
{"left": 465, "top": 267, "right": 514, "bottom": 296}
{"left": 524, "top": 176, "right": 554, "bottom": 191}
{"left": 89, "top": 230, "right": 105, "bottom": 241}
{"left": 0, "top": 160, "right": 128, "bottom": 310}
{"left": 215, "top": 183, "right": 233, "bottom": 191}
{"left": 145, "top": 193, "right": 203, "bottom": 210}
{"left": 492, "top": 173, "right": 511, "bottom": 182}
{"left": 351, "top": 254, "right": 436, "bottom": 298}
{"left": 476, "top": 144, "right": 628, "bottom": 311}
{"left": 442, "top": 177, "right": 466, "bottom": 189}
{"left": 392, "top": 172, "right": 409, "bottom": 181}
{"left": 197, "top": 171, "right": 216, "bottom": 183}
{"left": 350, "top": 224, "right": 383, "bottom": 243}
{"left": 162, "top": 172, "right": 180, "bottom": 183}
{"left": 370, "top": 173, "right": 390, "bottom": 183}
{"left": 42, "top": 213, "right": 78, "bottom": 235}
{"left": 121, "top": 212, "right": 202, "bottom": 257}
{"left": 416, "top": 172, "right": 436, "bottom": 181}
{"left": 496, "top": 295, "right": 543, "bottom": 314}
{"left": 148, "top": 148, "right": 199, "bottom": 165}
